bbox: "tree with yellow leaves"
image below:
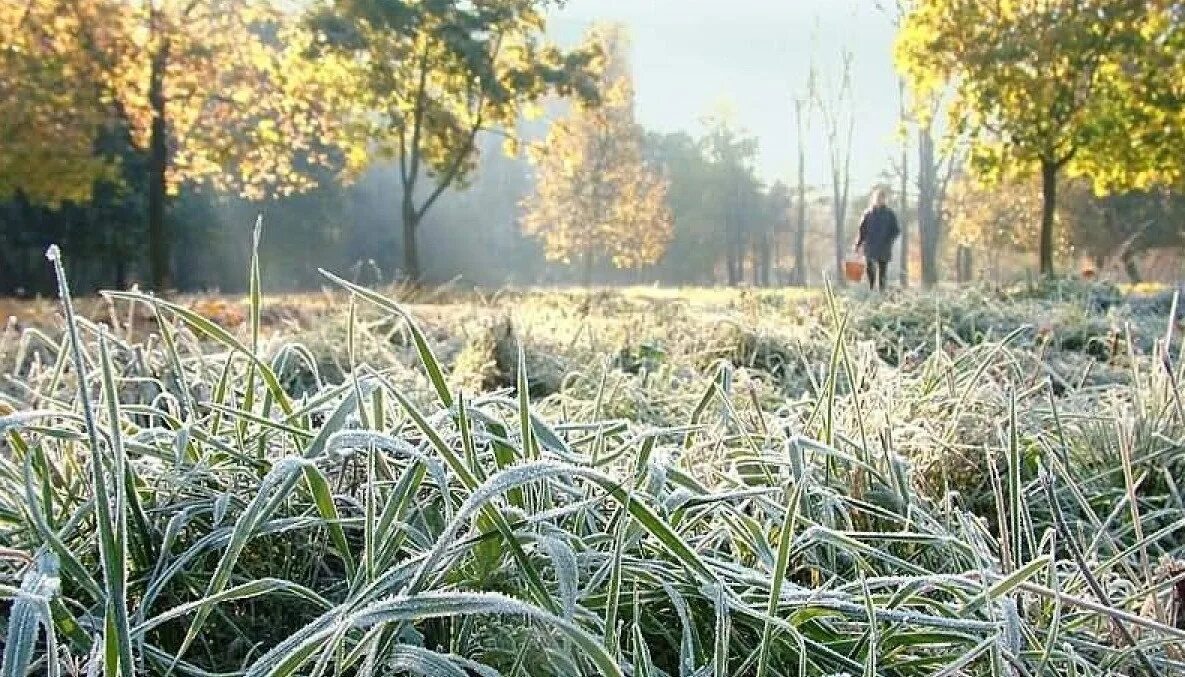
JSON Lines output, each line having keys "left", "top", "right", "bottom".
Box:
{"left": 305, "top": 0, "right": 600, "bottom": 283}
{"left": 897, "top": 0, "right": 1185, "bottom": 277}
{"left": 521, "top": 24, "right": 672, "bottom": 285}
{"left": 1, "top": 0, "right": 340, "bottom": 290}
{"left": 947, "top": 175, "right": 1048, "bottom": 255}
{"left": 0, "top": 2, "right": 114, "bottom": 205}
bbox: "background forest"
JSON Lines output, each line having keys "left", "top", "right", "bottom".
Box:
{"left": 6, "top": 1, "right": 1185, "bottom": 296}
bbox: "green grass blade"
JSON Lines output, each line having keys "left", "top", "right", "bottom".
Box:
{"left": 756, "top": 479, "right": 804, "bottom": 677}
{"left": 47, "top": 247, "right": 134, "bottom": 677}
{"left": 170, "top": 459, "right": 305, "bottom": 669}
{"left": 318, "top": 270, "right": 453, "bottom": 408}
{"left": 103, "top": 291, "right": 294, "bottom": 416}
{"left": 1, "top": 552, "right": 60, "bottom": 677}
{"left": 300, "top": 463, "right": 357, "bottom": 579}
{"left": 98, "top": 331, "right": 135, "bottom": 677}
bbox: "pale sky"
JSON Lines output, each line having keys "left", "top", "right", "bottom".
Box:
{"left": 546, "top": 0, "right": 902, "bottom": 194}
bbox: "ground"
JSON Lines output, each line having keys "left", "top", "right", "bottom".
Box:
{"left": 1, "top": 278, "right": 1183, "bottom": 676}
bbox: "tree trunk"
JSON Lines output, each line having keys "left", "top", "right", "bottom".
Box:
{"left": 749, "top": 230, "right": 759, "bottom": 286}
{"left": 833, "top": 210, "right": 845, "bottom": 287}
{"left": 831, "top": 138, "right": 852, "bottom": 287}
{"left": 147, "top": 42, "right": 170, "bottom": 292}
{"left": 725, "top": 230, "right": 738, "bottom": 286}
{"left": 795, "top": 205, "right": 807, "bottom": 286}
{"left": 917, "top": 127, "right": 940, "bottom": 287}
{"left": 794, "top": 168, "right": 807, "bottom": 286}
{"left": 749, "top": 239, "right": 758, "bottom": 286}
{"left": 833, "top": 117, "right": 854, "bottom": 287}
{"left": 898, "top": 81, "right": 910, "bottom": 287}
{"left": 114, "top": 256, "right": 128, "bottom": 290}
{"left": 401, "top": 195, "right": 421, "bottom": 282}
{"left": 0, "top": 243, "right": 15, "bottom": 294}
{"left": 726, "top": 181, "right": 743, "bottom": 286}
{"left": 1039, "top": 158, "right": 1058, "bottom": 277}
{"left": 921, "top": 234, "right": 939, "bottom": 286}
{"left": 956, "top": 245, "right": 973, "bottom": 284}
{"left": 755, "top": 233, "right": 771, "bottom": 286}
{"left": 793, "top": 99, "right": 808, "bottom": 286}
{"left": 1121, "top": 251, "right": 1141, "bottom": 283}
{"left": 582, "top": 250, "right": 595, "bottom": 288}
{"left": 725, "top": 238, "right": 734, "bottom": 285}
{"left": 769, "top": 239, "right": 778, "bottom": 283}
{"left": 762, "top": 234, "right": 772, "bottom": 286}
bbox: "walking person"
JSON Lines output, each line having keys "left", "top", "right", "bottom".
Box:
{"left": 854, "top": 188, "right": 900, "bottom": 292}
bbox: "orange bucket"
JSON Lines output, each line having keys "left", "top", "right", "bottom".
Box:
{"left": 844, "top": 258, "right": 865, "bottom": 283}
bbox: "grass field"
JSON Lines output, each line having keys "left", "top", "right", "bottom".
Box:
{"left": 2, "top": 253, "right": 1184, "bottom": 676}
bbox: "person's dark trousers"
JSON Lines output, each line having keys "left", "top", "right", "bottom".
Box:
{"left": 866, "top": 258, "right": 888, "bottom": 291}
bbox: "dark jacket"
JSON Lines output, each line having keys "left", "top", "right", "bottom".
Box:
{"left": 857, "top": 205, "right": 900, "bottom": 262}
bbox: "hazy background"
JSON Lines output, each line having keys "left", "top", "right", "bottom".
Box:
{"left": 9, "top": 0, "right": 1181, "bottom": 296}
{"left": 548, "top": 0, "right": 899, "bottom": 190}
{"left": 2, "top": 1, "right": 908, "bottom": 294}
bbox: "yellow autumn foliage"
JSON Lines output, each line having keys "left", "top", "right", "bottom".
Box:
{"left": 0, "top": 0, "right": 342, "bottom": 202}
{"left": 521, "top": 24, "right": 673, "bottom": 273}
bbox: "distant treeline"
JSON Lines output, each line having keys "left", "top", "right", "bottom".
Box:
{"left": 7, "top": 0, "right": 1185, "bottom": 295}
{"left": 0, "top": 127, "right": 806, "bottom": 295}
